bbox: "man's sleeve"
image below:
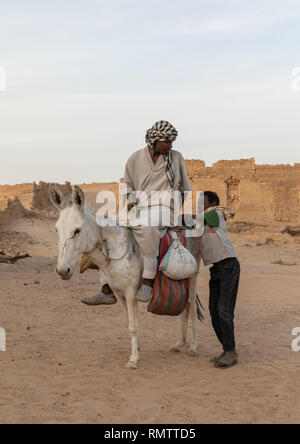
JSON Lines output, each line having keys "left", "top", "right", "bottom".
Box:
{"left": 123, "top": 158, "right": 135, "bottom": 194}
{"left": 122, "top": 157, "right": 136, "bottom": 206}
{"left": 179, "top": 153, "right": 192, "bottom": 192}
{"left": 204, "top": 210, "right": 220, "bottom": 228}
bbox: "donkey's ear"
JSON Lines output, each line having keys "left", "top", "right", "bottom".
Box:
{"left": 49, "top": 183, "right": 66, "bottom": 210}
{"left": 73, "top": 186, "right": 85, "bottom": 211}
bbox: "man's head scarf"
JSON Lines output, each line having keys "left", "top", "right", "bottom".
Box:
{"left": 145, "top": 120, "right": 178, "bottom": 190}
{"left": 205, "top": 206, "right": 235, "bottom": 220}
{"left": 145, "top": 120, "right": 178, "bottom": 149}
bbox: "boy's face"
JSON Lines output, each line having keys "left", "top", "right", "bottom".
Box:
{"left": 204, "top": 196, "right": 217, "bottom": 210}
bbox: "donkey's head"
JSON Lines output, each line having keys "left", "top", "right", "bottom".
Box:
{"left": 50, "top": 184, "right": 93, "bottom": 280}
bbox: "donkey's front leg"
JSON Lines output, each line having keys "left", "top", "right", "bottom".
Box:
{"left": 125, "top": 287, "right": 139, "bottom": 370}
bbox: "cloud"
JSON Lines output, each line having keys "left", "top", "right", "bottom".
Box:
{"left": 1, "top": 1, "right": 300, "bottom": 184}
{"left": 147, "top": 11, "right": 300, "bottom": 36}
{"left": 180, "top": 15, "right": 289, "bottom": 34}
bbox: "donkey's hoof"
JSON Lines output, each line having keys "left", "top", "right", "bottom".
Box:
{"left": 169, "top": 345, "right": 182, "bottom": 353}
{"left": 188, "top": 350, "right": 198, "bottom": 358}
{"left": 126, "top": 361, "right": 138, "bottom": 370}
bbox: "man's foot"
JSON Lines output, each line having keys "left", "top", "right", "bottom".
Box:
{"left": 81, "top": 284, "right": 117, "bottom": 306}
{"left": 210, "top": 352, "right": 225, "bottom": 363}
{"left": 81, "top": 292, "right": 117, "bottom": 306}
{"left": 214, "top": 351, "right": 238, "bottom": 369}
{"left": 137, "top": 285, "right": 153, "bottom": 303}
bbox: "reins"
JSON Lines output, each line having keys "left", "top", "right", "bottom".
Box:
{"left": 96, "top": 223, "right": 131, "bottom": 264}
{"left": 91, "top": 208, "right": 183, "bottom": 264}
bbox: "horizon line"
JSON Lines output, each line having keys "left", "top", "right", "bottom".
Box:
{"left": 1, "top": 157, "right": 300, "bottom": 188}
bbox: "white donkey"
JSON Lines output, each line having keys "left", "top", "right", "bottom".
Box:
{"left": 50, "top": 184, "right": 202, "bottom": 369}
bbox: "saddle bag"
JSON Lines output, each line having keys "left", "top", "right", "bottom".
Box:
{"left": 147, "top": 231, "right": 190, "bottom": 316}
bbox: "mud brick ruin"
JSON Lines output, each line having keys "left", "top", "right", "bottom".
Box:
{"left": 0, "top": 159, "right": 300, "bottom": 236}
{"left": 186, "top": 158, "right": 300, "bottom": 229}
{"left": 0, "top": 182, "right": 72, "bottom": 225}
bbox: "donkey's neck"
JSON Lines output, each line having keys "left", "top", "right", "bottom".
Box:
{"left": 83, "top": 207, "right": 125, "bottom": 253}
{"left": 84, "top": 208, "right": 129, "bottom": 267}
{"left": 83, "top": 206, "right": 101, "bottom": 253}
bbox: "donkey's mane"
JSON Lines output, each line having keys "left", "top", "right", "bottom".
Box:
{"left": 83, "top": 201, "right": 122, "bottom": 230}
{"left": 83, "top": 202, "right": 96, "bottom": 217}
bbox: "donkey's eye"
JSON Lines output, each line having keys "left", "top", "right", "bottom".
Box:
{"left": 74, "top": 229, "right": 81, "bottom": 236}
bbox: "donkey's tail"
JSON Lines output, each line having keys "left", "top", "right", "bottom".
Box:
{"left": 196, "top": 294, "right": 206, "bottom": 322}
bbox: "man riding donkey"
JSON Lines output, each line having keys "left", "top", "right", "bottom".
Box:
{"left": 81, "top": 120, "right": 193, "bottom": 306}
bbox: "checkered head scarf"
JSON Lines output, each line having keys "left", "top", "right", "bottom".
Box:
{"left": 145, "top": 120, "right": 178, "bottom": 150}
{"left": 145, "top": 120, "right": 178, "bottom": 190}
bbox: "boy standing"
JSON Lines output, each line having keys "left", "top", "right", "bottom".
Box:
{"left": 201, "top": 191, "right": 240, "bottom": 369}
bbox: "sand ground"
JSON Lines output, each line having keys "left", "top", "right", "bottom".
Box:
{"left": 0, "top": 216, "right": 299, "bottom": 424}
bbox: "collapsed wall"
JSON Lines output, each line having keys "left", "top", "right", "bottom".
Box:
{"left": 0, "top": 197, "right": 29, "bottom": 226}
{"left": 1, "top": 160, "right": 299, "bottom": 232}
{"left": 32, "top": 181, "right": 72, "bottom": 210}
{"left": 186, "top": 158, "right": 300, "bottom": 228}
{"left": 0, "top": 183, "right": 34, "bottom": 211}
{"left": 0, "top": 182, "right": 72, "bottom": 226}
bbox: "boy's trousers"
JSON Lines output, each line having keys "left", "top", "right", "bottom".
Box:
{"left": 209, "top": 257, "right": 240, "bottom": 352}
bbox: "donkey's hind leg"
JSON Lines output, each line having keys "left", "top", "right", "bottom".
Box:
{"left": 169, "top": 303, "right": 190, "bottom": 353}
{"left": 169, "top": 271, "right": 199, "bottom": 355}
{"left": 187, "top": 273, "right": 198, "bottom": 357}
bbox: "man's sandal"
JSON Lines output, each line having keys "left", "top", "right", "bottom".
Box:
{"left": 214, "top": 353, "right": 238, "bottom": 369}
{"left": 210, "top": 352, "right": 225, "bottom": 363}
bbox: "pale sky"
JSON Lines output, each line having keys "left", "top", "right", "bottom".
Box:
{"left": 0, "top": 0, "right": 300, "bottom": 185}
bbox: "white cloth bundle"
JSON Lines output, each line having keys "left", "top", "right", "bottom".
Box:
{"left": 159, "top": 231, "right": 198, "bottom": 280}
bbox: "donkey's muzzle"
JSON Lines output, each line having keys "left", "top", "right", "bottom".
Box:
{"left": 56, "top": 266, "right": 72, "bottom": 280}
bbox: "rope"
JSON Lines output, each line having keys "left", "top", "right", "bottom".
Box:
{"left": 95, "top": 210, "right": 183, "bottom": 264}
{"left": 97, "top": 220, "right": 131, "bottom": 264}
{"left": 196, "top": 294, "right": 206, "bottom": 322}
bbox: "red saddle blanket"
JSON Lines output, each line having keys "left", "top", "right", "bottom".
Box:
{"left": 147, "top": 231, "right": 190, "bottom": 316}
